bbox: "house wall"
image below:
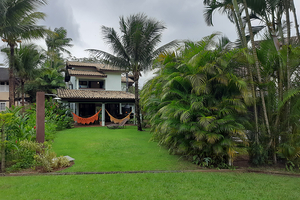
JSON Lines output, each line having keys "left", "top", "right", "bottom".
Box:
{"left": 106, "top": 73, "right": 121, "bottom": 91}
{"left": 0, "top": 92, "right": 9, "bottom": 101}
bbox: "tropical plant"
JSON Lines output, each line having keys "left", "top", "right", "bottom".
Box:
{"left": 141, "top": 35, "right": 250, "bottom": 166}
{"left": 13, "top": 44, "right": 45, "bottom": 110}
{"left": 0, "top": 112, "right": 13, "bottom": 172}
{"left": 0, "top": 0, "right": 48, "bottom": 107}
{"left": 87, "top": 13, "right": 177, "bottom": 131}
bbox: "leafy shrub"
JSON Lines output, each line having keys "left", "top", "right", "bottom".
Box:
{"left": 20, "top": 140, "right": 70, "bottom": 172}
{"left": 248, "top": 143, "right": 268, "bottom": 166}
{"left": 52, "top": 156, "right": 70, "bottom": 169}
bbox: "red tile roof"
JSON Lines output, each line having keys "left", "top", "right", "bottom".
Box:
{"left": 68, "top": 69, "right": 107, "bottom": 77}
{"left": 57, "top": 89, "right": 135, "bottom": 100}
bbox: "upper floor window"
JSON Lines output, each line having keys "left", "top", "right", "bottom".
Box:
{"left": 0, "top": 82, "right": 9, "bottom": 92}
{"left": 0, "top": 102, "right": 6, "bottom": 111}
{"left": 79, "top": 80, "right": 105, "bottom": 89}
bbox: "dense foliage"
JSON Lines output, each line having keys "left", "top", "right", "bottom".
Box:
{"left": 0, "top": 99, "right": 73, "bottom": 172}
{"left": 141, "top": 35, "right": 250, "bottom": 167}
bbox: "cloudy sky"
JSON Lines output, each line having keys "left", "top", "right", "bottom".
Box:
{"left": 1, "top": 0, "right": 300, "bottom": 85}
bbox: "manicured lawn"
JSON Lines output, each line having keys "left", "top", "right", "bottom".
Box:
{"left": 1, "top": 126, "right": 300, "bottom": 199}
{"left": 1, "top": 172, "right": 300, "bottom": 200}
{"left": 51, "top": 126, "right": 198, "bottom": 172}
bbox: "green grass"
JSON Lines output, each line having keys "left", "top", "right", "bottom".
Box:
{"left": 1, "top": 126, "right": 300, "bottom": 199}
{"left": 51, "top": 126, "right": 198, "bottom": 172}
{"left": 1, "top": 172, "right": 300, "bottom": 200}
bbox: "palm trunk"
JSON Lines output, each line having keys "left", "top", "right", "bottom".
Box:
{"left": 243, "top": 0, "right": 272, "bottom": 141}
{"left": 21, "top": 80, "right": 25, "bottom": 113}
{"left": 1, "top": 125, "right": 5, "bottom": 172}
{"left": 230, "top": 4, "right": 243, "bottom": 48}
{"left": 9, "top": 44, "right": 15, "bottom": 108}
{"left": 134, "top": 71, "right": 143, "bottom": 131}
{"left": 283, "top": 0, "right": 291, "bottom": 166}
{"left": 233, "top": 0, "right": 259, "bottom": 141}
{"left": 291, "top": 0, "right": 300, "bottom": 42}
{"left": 286, "top": 0, "right": 291, "bottom": 91}
{"left": 126, "top": 72, "right": 129, "bottom": 92}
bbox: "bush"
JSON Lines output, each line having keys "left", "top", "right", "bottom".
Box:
{"left": 1, "top": 102, "right": 73, "bottom": 172}
{"left": 20, "top": 140, "right": 70, "bottom": 172}
{"left": 248, "top": 143, "right": 268, "bottom": 166}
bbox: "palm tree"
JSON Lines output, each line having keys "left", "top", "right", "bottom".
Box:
{"left": 290, "top": 0, "right": 300, "bottom": 42}
{"left": 46, "top": 27, "right": 73, "bottom": 66}
{"left": 0, "top": 0, "right": 48, "bottom": 107}
{"left": 14, "top": 44, "right": 44, "bottom": 111}
{"left": 87, "top": 13, "right": 177, "bottom": 131}
{"left": 141, "top": 36, "right": 250, "bottom": 166}
{"left": 243, "top": 0, "right": 272, "bottom": 137}
{"left": 203, "top": 0, "right": 244, "bottom": 45}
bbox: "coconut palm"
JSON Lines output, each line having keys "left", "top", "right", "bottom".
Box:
{"left": 14, "top": 44, "right": 44, "bottom": 110}
{"left": 87, "top": 13, "right": 177, "bottom": 131}
{"left": 0, "top": 0, "right": 48, "bottom": 107}
{"left": 45, "top": 27, "right": 73, "bottom": 67}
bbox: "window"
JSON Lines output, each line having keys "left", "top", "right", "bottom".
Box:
{"left": 90, "top": 81, "right": 104, "bottom": 89}
{"left": 79, "top": 81, "right": 87, "bottom": 85}
{"left": 0, "top": 102, "right": 6, "bottom": 111}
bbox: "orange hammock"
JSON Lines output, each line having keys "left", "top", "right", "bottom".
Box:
{"left": 105, "top": 109, "right": 132, "bottom": 124}
{"left": 72, "top": 109, "right": 102, "bottom": 125}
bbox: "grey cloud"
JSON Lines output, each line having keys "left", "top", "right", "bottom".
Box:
{"left": 40, "top": 0, "right": 82, "bottom": 45}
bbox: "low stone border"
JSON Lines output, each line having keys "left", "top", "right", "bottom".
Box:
{"left": 1, "top": 169, "right": 300, "bottom": 177}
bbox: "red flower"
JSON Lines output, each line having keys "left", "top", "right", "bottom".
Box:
{"left": 34, "top": 126, "right": 36, "bottom": 129}
{"left": 16, "top": 140, "right": 17, "bottom": 143}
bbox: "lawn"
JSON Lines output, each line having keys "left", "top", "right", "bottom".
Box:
{"left": 1, "top": 172, "right": 300, "bottom": 199}
{"left": 1, "top": 126, "right": 300, "bottom": 200}
{"left": 51, "top": 126, "right": 198, "bottom": 172}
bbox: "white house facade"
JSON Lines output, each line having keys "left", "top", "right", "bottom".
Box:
{"left": 57, "top": 61, "right": 135, "bottom": 126}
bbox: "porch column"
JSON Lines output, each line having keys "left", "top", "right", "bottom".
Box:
{"left": 119, "top": 103, "right": 122, "bottom": 114}
{"left": 102, "top": 103, "right": 105, "bottom": 126}
{"left": 76, "top": 103, "right": 79, "bottom": 115}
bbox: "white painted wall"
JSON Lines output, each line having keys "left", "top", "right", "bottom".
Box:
{"left": 68, "top": 70, "right": 122, "bottom": 91}
{"left": 106, "top": 73, "right": 121, "bottom": 91}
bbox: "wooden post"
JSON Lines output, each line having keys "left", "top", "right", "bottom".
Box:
{"left": 36, "top": 92, "right": 45, "bottom": 143}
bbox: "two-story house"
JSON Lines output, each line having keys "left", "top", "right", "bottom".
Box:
{"left": 0, "top": 68, "right": 9, "bottom": 111}
{"left": 57, "top": 61, "right": 135, "bottom": 126}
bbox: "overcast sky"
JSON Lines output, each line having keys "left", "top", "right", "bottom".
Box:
{"left": 1, "top": 0, "right": 300, "bottom": 86}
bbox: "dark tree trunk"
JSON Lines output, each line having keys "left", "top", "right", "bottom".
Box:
{"left": 126, "top": 72, "right": 129, "bottom": 92}
{"left": 134, "top": 71, "right": 142, "bottom": 131}
{"left": 21, "top": 80, "right": 25, "bottom": 113}
{"left": 9, "top": 45, "right": 15, "bottom": 108}
{"left": 1, "top": 125, "right": 5, "bottom": 172}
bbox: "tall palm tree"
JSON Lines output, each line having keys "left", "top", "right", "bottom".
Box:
{"left": 203, "top": 0, "right": 244, "bottom": 44}
{"left": 290, "top": 0, "right": 300, "bottom": 42}
{"left": 88, "top": 13, "right": 177, "bottom": 131}
{"left": 0, "top": 0, "right": 48, "bottom": 107}
{"left": 46, "top": 27, "right": 73, "bottom": 64}
{"left": 14, "top": 44, "right": 44, "bottom": 111}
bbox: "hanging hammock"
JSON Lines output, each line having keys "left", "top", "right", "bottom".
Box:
{"left": 72, "top": 109, "right": 102, "bottom": 125}
{"left": 105, "top": 109, "right": 132, "bottom": 124}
